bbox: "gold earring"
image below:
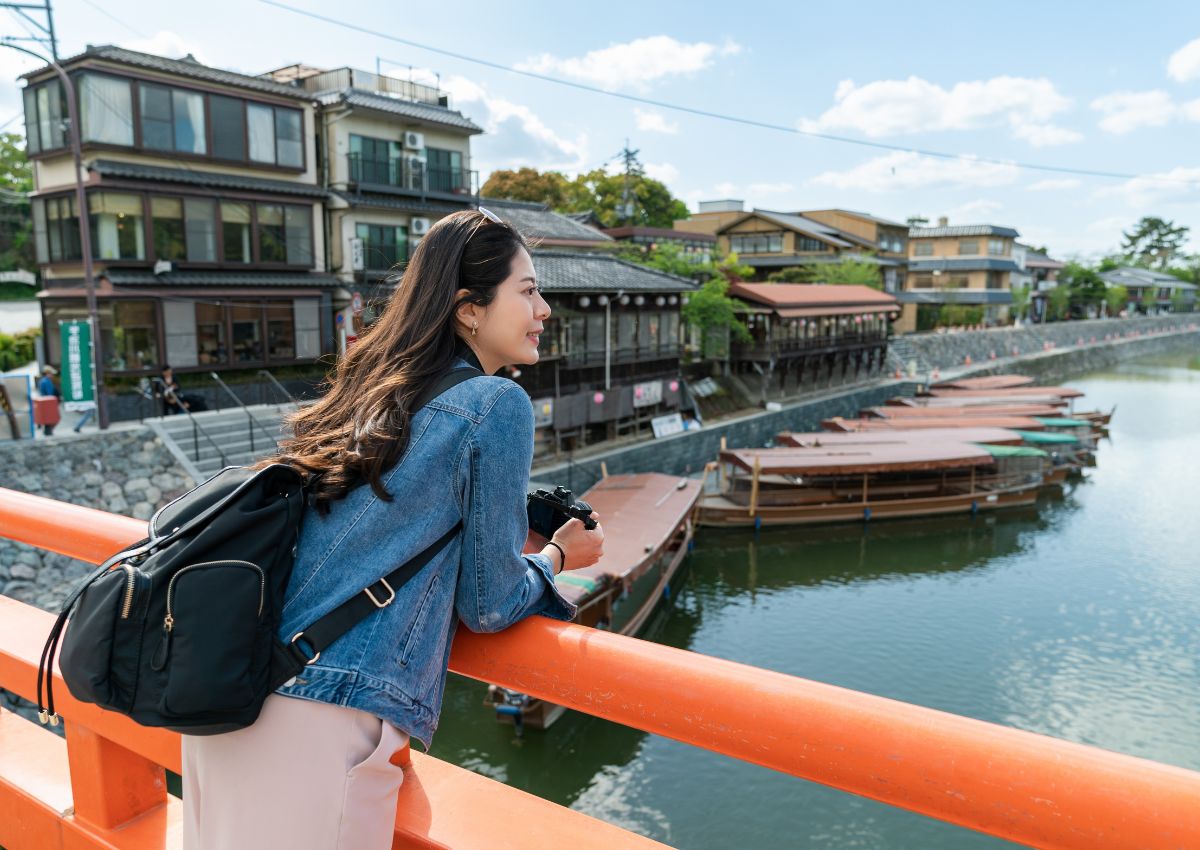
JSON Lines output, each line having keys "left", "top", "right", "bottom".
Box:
{"left": 471, "top": 321, "right": 478, "bottom": 337}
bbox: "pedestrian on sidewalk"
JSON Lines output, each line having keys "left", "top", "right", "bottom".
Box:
{"left": 34, "top": 366, "right": 60, "bottom": 437}
{"left": 181, "top": 209, "right": 606, "bottom": 850}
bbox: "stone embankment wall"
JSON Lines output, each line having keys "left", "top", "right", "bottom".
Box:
{"left": 533, "top": 321, "right": 1199, "bottom": 493}
{"left": 895, "top": 315, "right": 1195, "bottom": 375}
{"left": 0, "top": 428, "right": 193, "bottom": 611}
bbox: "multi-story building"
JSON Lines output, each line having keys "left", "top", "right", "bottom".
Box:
{"left": 602, "top": 226, "right": 715, "bottom": 265}
{"left": 1100, "top": 267, "right": 1197, "bottom": 315}
{"left": 265, "top": 65, "right": 483, "bottom": 336}
{"left": 897, "top": 218, "right": 1020, "bottom": 332}
{"left": 798, "top": 209, "right": 909, "bottom": 292}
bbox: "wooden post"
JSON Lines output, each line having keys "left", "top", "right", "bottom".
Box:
{"left": 64, "top": 722, "right": 168, "bottom": 832}
{"left": 970, "top": 466, "right": 976, "bottom": 494}
{"left": 862, "top": 473, "right": 869, "bottom": 504}
{"left": 748, "top": 455, "right": 762, "bottom": 518}
{"left": 600, "top": 461, "right": 609, "bottom": 480}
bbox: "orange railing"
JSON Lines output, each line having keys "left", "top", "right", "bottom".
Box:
{"left": 2, "top": 486, "right": 1200, "bottom": 849}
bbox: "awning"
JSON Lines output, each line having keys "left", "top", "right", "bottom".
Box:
{"left": 775, "top": 304, "right": 897, "bottom": 318}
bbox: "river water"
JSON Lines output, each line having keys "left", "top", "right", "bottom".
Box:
{"left": 430, "top": 349, "right": 1200, "bottom": 849}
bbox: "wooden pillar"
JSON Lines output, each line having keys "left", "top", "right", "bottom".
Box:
{"left": 748, "top": 455, "right": 762, "bottom": 518}
{"left": 64, "top": 722, "right": 168, "bottom": 832}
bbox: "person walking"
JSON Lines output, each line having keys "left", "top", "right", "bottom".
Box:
{"left": 181, "top": 209, "right": 605, "bottom": 850}
{"left": 35, "top": 366, "right": 60, "bottom": 437}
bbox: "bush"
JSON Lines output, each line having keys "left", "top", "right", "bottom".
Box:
{"left": 0, "top": 328, "right": 38, "bottom": 371}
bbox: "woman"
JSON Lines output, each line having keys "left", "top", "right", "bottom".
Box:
{"left": 182, "top": 209, "right": 605, "bottom": 849}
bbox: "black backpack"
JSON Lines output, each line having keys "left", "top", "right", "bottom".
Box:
{"left": 37, "top": 366, "right": 481, "bottom": 735}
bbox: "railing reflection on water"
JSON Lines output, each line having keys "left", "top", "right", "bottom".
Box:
{"left": 1, "top": 486, "right": 1198, "bottom": 850}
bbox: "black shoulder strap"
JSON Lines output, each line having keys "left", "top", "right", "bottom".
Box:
{"left": 285, "top": 365, "right": 485, "bottom": 667}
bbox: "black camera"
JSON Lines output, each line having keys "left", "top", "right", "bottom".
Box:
{"left": 527, "top": 486, "right": 597, "bottom": 538}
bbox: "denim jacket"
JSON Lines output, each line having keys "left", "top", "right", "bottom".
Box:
{"left": 275, "top": 360, "right": 576, "bottom": 748}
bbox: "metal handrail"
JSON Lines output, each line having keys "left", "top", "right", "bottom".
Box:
{"left": 256, "top": 368, "right": 297, "bottom": 407}
{"left": 149, "top": 377, "right": 229, "bottom": 467}
{"left": 209, "top": 372, "right": 279, "bottom": 455}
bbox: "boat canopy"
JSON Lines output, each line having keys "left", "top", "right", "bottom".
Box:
{"left": 1013, "top": 430, "right": 1078, "bottom": 444}
{"left": 823, "top": 415, "right": 1047, "bottom": 432}
{"left": 865, "top": 403, "right": 1063, "bottom": 419}
{"left": 928, "top": 386, "right": 1084, "bottom": 399}
{"left": 720, "top": 443, "right": 994, "bottom": 476}
{"left": 932, "top": 375, "right": 1035, "bottom": 390}
{"left": 893, "top": 395, "right": 1068, "bottom": 408}
{"left": 1035, "top": 417, "right": 1093, "bottom": 428}
{"left": 974, "top": 444, "right": 1049, "bottom": 458}
{"left": 779, "top": 427, "right": 1025, "bottom": 447}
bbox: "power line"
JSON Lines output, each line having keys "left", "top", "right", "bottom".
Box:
{"left": 258, "top": 0, "right": 1200, "bottom": 188}
{"left": 76, "top": 0, "right": 148, "bottom": 38}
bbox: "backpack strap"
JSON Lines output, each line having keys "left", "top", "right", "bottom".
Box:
{"left": 284, "top": 365, "right": 485, "bottom": 669}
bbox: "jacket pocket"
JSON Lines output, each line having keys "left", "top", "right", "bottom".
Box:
{"left": 399, "top": 574, "right": 441, "bottom": 668}
{"left": 157, "top": 560, "right": 265, "bottom": 716}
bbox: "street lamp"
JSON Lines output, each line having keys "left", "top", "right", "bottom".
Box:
{"left": 2, "top": 39, "right": 108, "bottom": 429}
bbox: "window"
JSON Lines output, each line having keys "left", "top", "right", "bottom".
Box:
{"left": 89, "top": 192, "right": 145, "bottom": 260}
{"left": 79, "top": 74, "right": 133, "bottom": 146}
{"left": 230, "top": 304, "right": 262, "bottom": 362}
{"left": 247, "top": 103, "right": 303, "bottom": 167}
{"left": 44, "top": 196, "right": 81, "bottom": 262}
{"left": 107, "top": 301, "right": 159, "bottom": 371}
{"left": 139, "top": 85, "right": 207, "bottom": 154}
{"left": 426, "top": 147, "right": 464, "bottom": 193}
{"left": 730, "top": 232, "right": 784, "bottom": 253}
{"left": 914, "top": 242, "right": 933, "bottom": 256}
{"left": 266, "top": 302, "right": 295, "bottom": 359}
{"left": 349, "top": 135, "right": 402, "bottom": 185}
{"left": 796, "top": 237, "right": 825, "bottom": 252}
{"left": 221, "top": 202, "right": 252, "bottom": 263}
{"left": 23, "top": 80, "right": 65, "bottom": 153}
{"left": 958, "top": 240, "right": 979, "bottom": 255}
{"left": 257, "top": 204, "right": 286, "bottom": 262}
{"left": 210, "top": 95, "right": 246, "bottom": 161}
{"left": 184, "top": 198, "right": 217, "bottom": 262}
{"left": 151, "top": 197, "right": 186, "bottom": 261}
{"left": 913, "top": 274, "right": 935, "bottom": 287}
{"left": 988, "top": 238, "right": 1007, "bottom": 256}
{"left": 284, "top": 206, "right": 312, "bottom": 265}
{"left": 196, "top": 303, "right": 228, "bottom": 364}
{"left": 355, "top": 222, "right": 407, "bottom": 269}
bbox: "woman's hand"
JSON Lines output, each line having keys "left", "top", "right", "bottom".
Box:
{"left": 548, "top": 512, "right": 604, "bottom": 571}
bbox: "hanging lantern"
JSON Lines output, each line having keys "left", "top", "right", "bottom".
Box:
{"left": 656, "top": 296, "right": 666, "bottom": 306}
{"left": 634, "top": 295, "right": 645, "bottom": 306}
{"left": 669, "top": 295, "right": 678, "bottom": 305}
{"left": 578, "top": 295, "right": 591, "bottom": 308}
{"left": 620, "top": 295, "right": 630, "bottom": 306}
{"left": 593, "top": 391, "right": 605, "bottom": 404}
{"left": 598, "top": 295, "right": 609, "bottom": 306}
{"left": 669, "top": 380, "right": 679, "bottom": 392}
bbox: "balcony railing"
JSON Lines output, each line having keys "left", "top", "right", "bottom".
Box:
{"left": 732, "top": 332, "right": 888, "bottom": 360}
{"left": 563, "top": 344, "right": 681, "bottom": 369}
{"left": 347, "top": 153, "right": 477, "bottom": 197}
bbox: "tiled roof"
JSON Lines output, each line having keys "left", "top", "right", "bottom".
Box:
{"left": 909, "top": 224, "right": 1020, "bottom": 239}
{"left": 482, "top": 198, "right": 614, "bottom": 243}
{"left": 532, "top": 250, "right": 697, "bottom": 293}
{"left": 103, "top": 270, "right": 339, "bottom": 288}
{"left": 741, "top": 253, "right": 902, "bottom": 268}
{"left": 908, "top": 258, "right": 1021, "bottom": 273}
{"left": 603, "top": 226, "right": 716, "bottom": 243}
{"left": 330, "top": 190, "right": 468, "bottom": 214}
{"left": 1100, "top": 267, "right": 1197, "bottom": 290}
{"left": 315, "top": 89, "right": 483, "bottom": 134}
{"left": 35, "top": 45, "right": 310, "bottom": 100}
{"left": 801, "top": 209, "right": 907, "bottom": 228}
{"left": 897, "top": 289, "right": 1015, "bottom": 305}
{"left": 723, "top": 210, "right": 865, "bottom": 249}
{"left": 729, "top": 282, "right": 898, "bottom": 309}
{"left": 89, "top": 160, "right": 327, "bottom": 199}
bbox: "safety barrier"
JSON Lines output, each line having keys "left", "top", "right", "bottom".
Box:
{"left": 1, "top": 486, "right": 1199, "bottom": 849}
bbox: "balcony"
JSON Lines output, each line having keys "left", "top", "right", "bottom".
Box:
{"left": 347, "top": 153, "right": 478, "bottom": 199}
{"left": 563, "top": 344, "right": 681, "bottom": 369}
{"left": 731, "top": 332, "right": 888, "bottom": 361}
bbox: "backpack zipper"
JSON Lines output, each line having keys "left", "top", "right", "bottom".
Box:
{"left": 163, "top": 560, "right": 266, "bottom": 632}
{"left": 119, "top": 564, "right": 139, "bottom": 619}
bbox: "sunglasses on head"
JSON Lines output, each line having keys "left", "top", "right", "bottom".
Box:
{"left": 477, "top": 206, "right": 502, "bottom": 224}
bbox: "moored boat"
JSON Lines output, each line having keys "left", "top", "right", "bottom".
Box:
{"left": 486, "top": 472, "right": 702, "bottom": 731}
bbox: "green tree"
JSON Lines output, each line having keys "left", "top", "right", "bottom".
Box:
{"left": 1059, "top": 261, "right": 1106, "bottom": 315}
{"left": 1170, "top": 289, "right": 1190, "bottom": 313}
{"left": 1105, "top": 284, "right": 1129, "bottom": 317}
{"left": 766, "top": 266, "right": 818, "bottom": 283}
{"left": 1097, "top": 255, "right": 1123, "bottom": 272}
{"left": 479, "top": 167, "right": 577, "bottom": 208}
{"left": 681, "top": 276, "right": 751, "bottom": 359}
{"left": 1010, "top": 284, "right": 1031, "bottom": 321}
{"left": 1139, "top": 288, "right": 1157, "bottom": 313}
{"left": 1047, "top": 286, "right": 1072, "bottom": 321}
{"left": 481, "top": 165, "right": 690, "bottom": 228}
{"left": 0, "top": 132, "right": 35, "bottom": 274}
{"left": 764, "top": 256, "right": 881, "bottom": 289}
{"left": 1121, "top": 216, "right": 1190, "bottom": 269}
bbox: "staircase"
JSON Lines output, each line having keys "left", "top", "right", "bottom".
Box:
{"left": 887, "top": 336, "right": 934, "bottom": 378}
{"left": 147, "top": 403, "right": 298, "bottom": 483}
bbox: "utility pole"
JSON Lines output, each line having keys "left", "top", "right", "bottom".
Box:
{"left": 618, "top": 139, "right": 640, "bottom": 226}
{"left": 0, "top": 0, "right": 59, "bottom": 59}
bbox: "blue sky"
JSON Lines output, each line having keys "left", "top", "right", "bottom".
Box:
{"left": 4, "top": 0, "right": 1200, "bottom": 259}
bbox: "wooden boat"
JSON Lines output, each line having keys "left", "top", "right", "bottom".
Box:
{"left": 485, "top": 472, "right": 702, "bottom": 731}
{"left": 861, "top": 403, "right": 1065, "bottom": 419}
{"left": 924, "top": 386, "right": 1085, "bottom": 400}
{"left": 696, "top": 442, "right": 1043, "bottom": 528}
{"left": 824, "top": 415, "right": 1048, "bottom": 432}
{"left": 932, "top": 374, "right": 1035, "bottom": 390}
{"left": 890, "top": 395, "right": 1069, "bottom": 409}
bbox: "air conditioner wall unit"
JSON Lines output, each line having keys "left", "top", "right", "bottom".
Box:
{"left": 410, "top": 217, "right": 432, "bottom": 236}
{"left": 404, "top": 131, "right": 425, "bottom": 150}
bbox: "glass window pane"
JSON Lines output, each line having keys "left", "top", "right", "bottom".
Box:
{"left": 79, "top": 74, "right": 133, "bottom": 146}
{"left": 89, "top": 192, "right": 145, "bottom": 260}
{"left": 247, "top": 104, "right": 275, "bottom": 163}
{"left": 151, "top": 196, "right": 185, "bottom": 261}
{"left": 211, "top": 95, "right": 245, "bottom": 161}
{"left": 220, "top": 201, "right": 251, "bottom": 262}
{"left": 184, "top": 198, "right": 216, "bottom": 261}
{"left": 275, "top": 108, "right": 302, "bottom": 168}
{"left": 162, "top": 299, "right": 198, "bottom": 368}
{"left": 140, "top": 84, "right": 173, "bottom": 150}
{"left": 32, "top": 199, "right": 47, "bottom": 263}
{"left": 230, "top": 303, "right": 262, "bottom": 362}
{"left": 46, "top": 195, "right": 80, "bottom": 261}
{"left": 257, "top": 204, "right": 286, "bottom": 262}
{"left": 196, "top": 303, "right": 228, "bottom": 364}
{"left": 109, "top": 300, "right": 159, "bottom": 371}
{"left": 23, "top": 87, "right": 39, "bottom": 154}
{"left": 293, "top": 298, "right": 321, "bottom": 359}
{"left": 283, "top": 205, "right": 312, "bottom": 265}
{"left": 266, "top": 301, "right": 295, "bottom": 359}
{"left": 36, "top": 83, "right": 64, "bottom": 150}
{"left": 172, "top": 89, "right": 206, "bottom": 154}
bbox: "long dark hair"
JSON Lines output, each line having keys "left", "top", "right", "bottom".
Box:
{"left": 259, "top": 209, "right": 528, "bottom": 511}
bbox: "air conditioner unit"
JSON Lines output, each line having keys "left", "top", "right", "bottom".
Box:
{"left": 404, "top": 131, "right": 425, "bottom": 150}
{"left": 410, "top": 217, "right": 432, "bottom": 236}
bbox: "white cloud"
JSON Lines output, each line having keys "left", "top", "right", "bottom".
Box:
{"left": 810, "top": 151, "right": 1020, "bottom": 192}
{"left": 517, "top": 36, "right": 741, "bottom": 91}
{"left": 1090, "top": 90, "right": 1175, "bottom": 133}
{"left": 1027, "top": 178, "right": 1082, "bottom": 191}
{"left": 443, "top": 74, "right": 588, "bottom": 173}
{"left": 1095, "top": 166, "right": 1200, "bottom": 206}
{"left": 714, "top": 181, "right": 739, "bottom": 196}
{"left": 634, "top": 108, "right": 678, "bottom": 134}
{"left": 799, "top": 75, "right": 1077, "bottom": 146}
{"left": 643, "top": 161, "right": 679, "bottom": 184}
{"left": 1167, "top": 36, "right": 1200, "bottom": 82}
{"left": 122, "top": 31, "right": 209, "bottom": 65}
{"left": 944, "top": 199, "right": 1003, "bottom": 219}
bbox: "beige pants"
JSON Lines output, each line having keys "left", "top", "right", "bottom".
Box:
{"left": 182, "top": 694, "right": 408, "bottom": 850}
